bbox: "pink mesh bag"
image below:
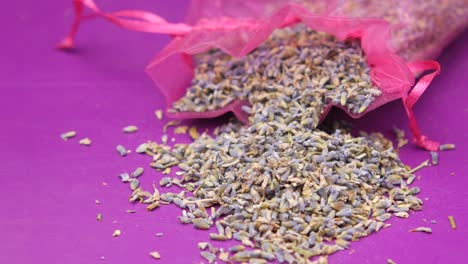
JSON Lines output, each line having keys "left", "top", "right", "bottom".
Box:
{"left": 329, "top": 0, "right": 468, "bottom": 62}
{"left": 58, "top": 0, "right": 448, "bottom": 150}
{"left": 187, "top": 0, "right": 468, "bottom": 61}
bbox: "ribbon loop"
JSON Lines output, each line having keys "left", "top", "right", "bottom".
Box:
{"left": 403, "top": 60, "right": 441, "bottom": 151}
{"left": 57, "top": 0, "right": 192, "bottom": 49}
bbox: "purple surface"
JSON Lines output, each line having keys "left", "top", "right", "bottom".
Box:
{"left": 0, "top": 1, "right": 467, "bottom": 263}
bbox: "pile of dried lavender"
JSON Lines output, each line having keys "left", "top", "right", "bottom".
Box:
{"left": 129, "top": 65, "right": 421, "bottom": 263}
{"left": 171, "top": 26, "right": 381, "bottom": 117}
{"left": 132, "top": 124, "right": 421, "bottom": 263}
{"left": 120, "top": 24, "right": 422, "bottom": 264}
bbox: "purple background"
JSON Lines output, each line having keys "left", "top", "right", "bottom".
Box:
{"left": 0, "top": 1, "right": 467, "bottom": 263}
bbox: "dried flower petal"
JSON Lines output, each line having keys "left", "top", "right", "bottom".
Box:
{"left": 149, "top": 251, "right": 160, "bottom": 259}
{"left": 136, "top": 143, "right": 148, "bottom": 154}
{"left": 116, "top": 145, "right": 127, "bottom": 157}
{"left": 131, "top": 167, "right": 144, "bottom": 178}
{"left": 189, "top": 126, "right": 199, "bottom": 140}
{"left": 163, "top": 120, "right": 181, "bottom": 133}
{"left": 439, "top": 144, "right": 456, "bottom": 151}
{"left": 79, "top": 137, "right": 91, "bottom": 146}
{"left": 200, "top": 251, "right": 216, "bottom": 263}
{"left": 198, "top": 242, "right": 210, "bottom": 250}
{"left": 219, "top": 251, "right": 229, "bottom": 262}
{"left": 155, "top": 110, "right": 163, "bottom": 120}
{"left": 448, "top": 216, "right": 456, "bottom": 229}
{"left": 410, "top": 227, "right": 432, "bottom": 234}
{"left": 61, "top": 131, "right": 76, "bottom": 141}
{"left": 123, "top": 125, "right": 138, "bottom": 133}
{"left": 112, "top": 229, "right": 121, "bottom": 237}
{"left": 130, "top": 179, "right": 140, "bottom": 190}
{"left": 430, "top": 151, "right": 438, "bottom": 165}
{"left": 174, "top": 126, "right": 189, "bottom": 134}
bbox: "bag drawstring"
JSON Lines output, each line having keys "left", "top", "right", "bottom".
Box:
{"left": 403, "top": 60, "right": 441, "bottom": 151}
{"left": 57, "top": 0, "right": 192, "bottom": 49}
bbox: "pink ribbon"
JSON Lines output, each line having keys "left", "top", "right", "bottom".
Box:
{"left": 57, "top": 0, "right": 193, "bottom": 49}
{"left": 403, "top": 60, "right": 441, "bottom": 151}
{"left": 57, "top": 0, "right": 262, "bottom": 49}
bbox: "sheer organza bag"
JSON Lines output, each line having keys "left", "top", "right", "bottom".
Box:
{"left": 59, "top": 0, "right": 452, "bottom": 150}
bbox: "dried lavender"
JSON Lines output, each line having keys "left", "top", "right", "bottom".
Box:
{"left": 79, "top": 137, "right": 91, "bottom": 146}
{"left": 61, "top": 131, "right": 76, "bottom": 141}
{"left": 149, "top": 251, "right": 161, "bottom": 259}
{"left": 430, "top": 151, "right": 438, "bottom": 165}
{"left": 135, "top": 124, "right": 422, "bottom": 262}
{"left": 112, "top": 229, "right": 121, "bottom": 237}
{"left": 131, "top": 167, "right": 144, "bottom": 178}
{"left": 136, "top": 143, "right": 148, "bottom": 153}
{"left": 302, "top": 0, "right": 468, "bottom": 61}
{"left": 393, "top": 127, "right": 408, "bottom": 151}
{"left": 410, "top": 227, "right": 432, "bottom": 234}
{"left": 448, "top": 216, "right": 457, "bottom": 229}
{"left": 123, "top": 125, "right": 138, "bottom": 133}
{"left": 171, "top": 26, "right": 381, "bottom": 118}
{"left": 439, "top": 144, "right": 456, "bottom": 151}
{"left": 116, "top": 145, "right": 128, "bottom": 156}
{"left": 124, "top": 25, "right": 424, "bottom": 264}
{"left": 155, "top": 110, "right": 163, "bottom": 120}
{"left": 129, "top": 179, "right": 140, "bottom": 191}
{"left": 130, "top": 51, "right": 421, "bottom": 260}
{"left": 200, "top": 251, "right": 216, "bottom": 263}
